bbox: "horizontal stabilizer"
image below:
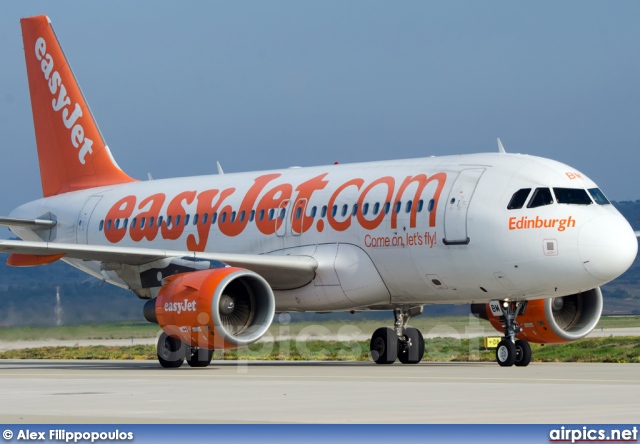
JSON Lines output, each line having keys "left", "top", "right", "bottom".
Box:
{"left": 0, "top": 217, "right": 56, "bottom": 230}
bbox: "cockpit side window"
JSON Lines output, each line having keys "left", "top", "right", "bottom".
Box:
{"left": 507, "top": 188, "right": 531, "bottom": 210}
{"left": 588, "top": 188, "right": 611, "bottom": 205}
{"left": 553, "top": 188, "right": 593, "bottom": 205}
{"left": 527, "top": 188, "right": 554, "bottom": 208}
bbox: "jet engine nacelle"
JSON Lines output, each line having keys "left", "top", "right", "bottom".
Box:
{"left": 471, "top": 288, "right": 603, "bottom": 344}
{"left": 144, "top": 267, "right": 275, "bottom": 350}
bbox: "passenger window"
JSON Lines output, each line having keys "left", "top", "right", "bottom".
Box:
{"left": 107, "top": 220, "right": 112, "bottom": 230}
{"left": 553, "top": 188, "right": 592, "bottom": 205}
{"left": 157, "top": 216, "right": 163, "bottom": 227}
{"left": 394, "top": 202, "right": 401, "bottom": 214}
{"left": 321, "top": 206, "right": 327, "bottom": 218}
{"left": 427, "top": 199, "right": 434, "bottom": 212}
{"left": 331, "top": 206, "right": 337, "bottom": 217}
{"left": 139, "top": 217, "right": 145, "bottom": 228}
{"left": 99, "top": 220, "right": 104, "bottom": 231}
{"left": 527, "top": 188, "right": 554, "bottom": 208}
{"left": 352, "top": 204, "right": 358, "bottom": 216}
{"left": 166, "top": 216, "right": 172, "bottom": 227}
{"left": 405, "top": 201, "right": 412, "bottom": 213}
{"left": 123, "top": 219, "right": 128, "bottom": 229}
{"left": 211, "top": 213, "right": 217, "bottom": 224}
{"left": 240, "top": 211, "right": 246, "bottom": 222}
{"left": 221, "top": 213, "right": 227, "bottom": 223}
{"left": 269, "top": 209, "right": 275, "bottom": 220}
{"left": 363, "top": 203, "right": 369, "bottom": 215}
{"left": 279, "top": 208, "right": 285, "bottom": 220}
{"left": 193, "top": 214, "right": 198, "bottom": 225}
{"left": 310, "top": 206, "right": 317, "bottom": 218}
{"left": 249, "top": 210, "right": 255, "bottom": 222}
{"left": 201, "top": 213, "right": 208, "bottom": 225}
{"left": 115, "top": 219, "right": 120, "bottom": 230}
{"left": 384, "top": 202, "right": 391, "bottom": 214}
{"left": 148, "top": 216, "right": 154, "bottom": 227}
{"left": 258, "top": 210, "right": 264, "bottom": 222}
{"left": 295, "top": 207, "right": 302, "bottom": 219}
{"left": 417, "top": 200, "right": 424, "bottom": 212}
{"left": 588, "top": 188, "right": 610, "bottom": 205}
{"left": 507, "top": 188, "right": 531, "bottom": 210}
{"left": 175, "top": 215, "right": 181, "bottom": 226}
{"left": 231, "top": 211, "right": 236, "bottom": 222}
{"left": 131, "top": 218, "right": 137, "bottom": 229}
{"left": 373, "top": 202, "right": 380, "bottom": 215}
{"left": 341, "top": 204, "right": 348, "bottom": 217}
{"left": 184, "top": 214, "right": 190, "bottom": 225}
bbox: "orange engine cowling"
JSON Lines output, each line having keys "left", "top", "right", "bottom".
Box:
{"left": 471, "top": 288, "right": 603, "bottom": 344}
{"left": 144, "top": 267, "right": 275, "bottom": 350}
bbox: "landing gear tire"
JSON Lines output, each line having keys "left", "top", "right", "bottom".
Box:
{"left": 157, "top": 332, "right": 186, "bottom": 368}
{"left": 187, "top": 348, "right": 214, "bottom": 368}
{"left": 514, "top": 339, "right": 531, "bottom": 367}
{"left": 495, "top": 339, "right": 516, "bottom": 367}
{"left": 398, "top": 327, "right": 425, "bottom": 364}
{"left": 370, "top": 327, "right": 398, "bottom": 364}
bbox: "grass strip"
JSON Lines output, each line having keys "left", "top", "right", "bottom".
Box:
{"left": 0, "top": 336, "right": 638, "bottom": 363}
{"left": 0, "top": 315, "right": 637, "bottom": 342}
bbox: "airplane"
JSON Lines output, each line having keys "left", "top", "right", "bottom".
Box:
{"left": 0, "top": 15, "right": 636, "bottom": 368}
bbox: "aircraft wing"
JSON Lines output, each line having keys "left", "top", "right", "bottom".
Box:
{"left": 0, "top": 239, "right": 317, "bottom": 290}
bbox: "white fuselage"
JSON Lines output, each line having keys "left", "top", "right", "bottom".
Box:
{"left": 10, "top": 152, "right": 637, "bottom": 312}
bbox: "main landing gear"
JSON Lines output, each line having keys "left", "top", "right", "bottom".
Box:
{"left": 156, "top": 332, "right": 214, "bottom": 368}
{"left": 370, "top": 307, "right": 425, "bottom": 365}
{"left": 495, "top": 301, "right": 531, "bottom": 367}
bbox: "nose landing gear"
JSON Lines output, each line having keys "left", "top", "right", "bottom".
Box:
{"left": 495, "top": 301, "right": 531, "bottom": 367}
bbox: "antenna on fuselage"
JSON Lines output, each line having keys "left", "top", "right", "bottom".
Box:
{"left": 217, "top": 161, "right": 224, "bottom": 175}
{"left": 497, "top": 138, "right": 506, "bottom": 153}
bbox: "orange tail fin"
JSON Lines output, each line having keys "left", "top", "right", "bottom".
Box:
{"left": 20, "top": 15, "right": 135, "bottom": 197}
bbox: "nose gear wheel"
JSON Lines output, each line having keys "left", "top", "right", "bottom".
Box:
{"left": 494, "top": 300, "right": 531, "bottom": 367}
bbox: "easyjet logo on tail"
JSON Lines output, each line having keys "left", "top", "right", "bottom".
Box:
{"left": 34, "top": 37, "right": 93, "bottom": 165}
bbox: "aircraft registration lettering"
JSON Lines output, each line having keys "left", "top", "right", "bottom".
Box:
{"left": 102, "top": 172, "right": 447, "bottom": 250}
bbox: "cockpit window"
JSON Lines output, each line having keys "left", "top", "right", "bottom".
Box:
{"left": 507, "top": 188, "right": 531, "bottom": 210}
{"left": 588, "top": 188, "right": 611, "bottom": 205}
{"left": 527, "top": 188, "right": 554, "bottom": 208}
{"left": 553, "top": 188, "right": 592, "bottom": 205}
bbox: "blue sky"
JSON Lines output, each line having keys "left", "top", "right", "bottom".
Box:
{"left": 1, "top": 1, "right": 639, "bottom": 218}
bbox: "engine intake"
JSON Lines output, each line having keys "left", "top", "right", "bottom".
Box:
{"left": 144, "top": 267, "right": 275, "bottom": 350}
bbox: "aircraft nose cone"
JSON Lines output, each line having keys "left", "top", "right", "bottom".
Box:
{"left": 578, "top": 214, "right": 637, "bottom": 282}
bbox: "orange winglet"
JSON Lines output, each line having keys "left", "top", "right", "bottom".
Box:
{"left": 6, "top": 253, "right": 65, "bottom": 267}
{"left": 20, "top": 15, "right": 136, "bottom": 197}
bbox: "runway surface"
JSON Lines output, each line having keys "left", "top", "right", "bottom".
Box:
{"left": 0, "top": 360, "right": 638, "bottom": 424}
